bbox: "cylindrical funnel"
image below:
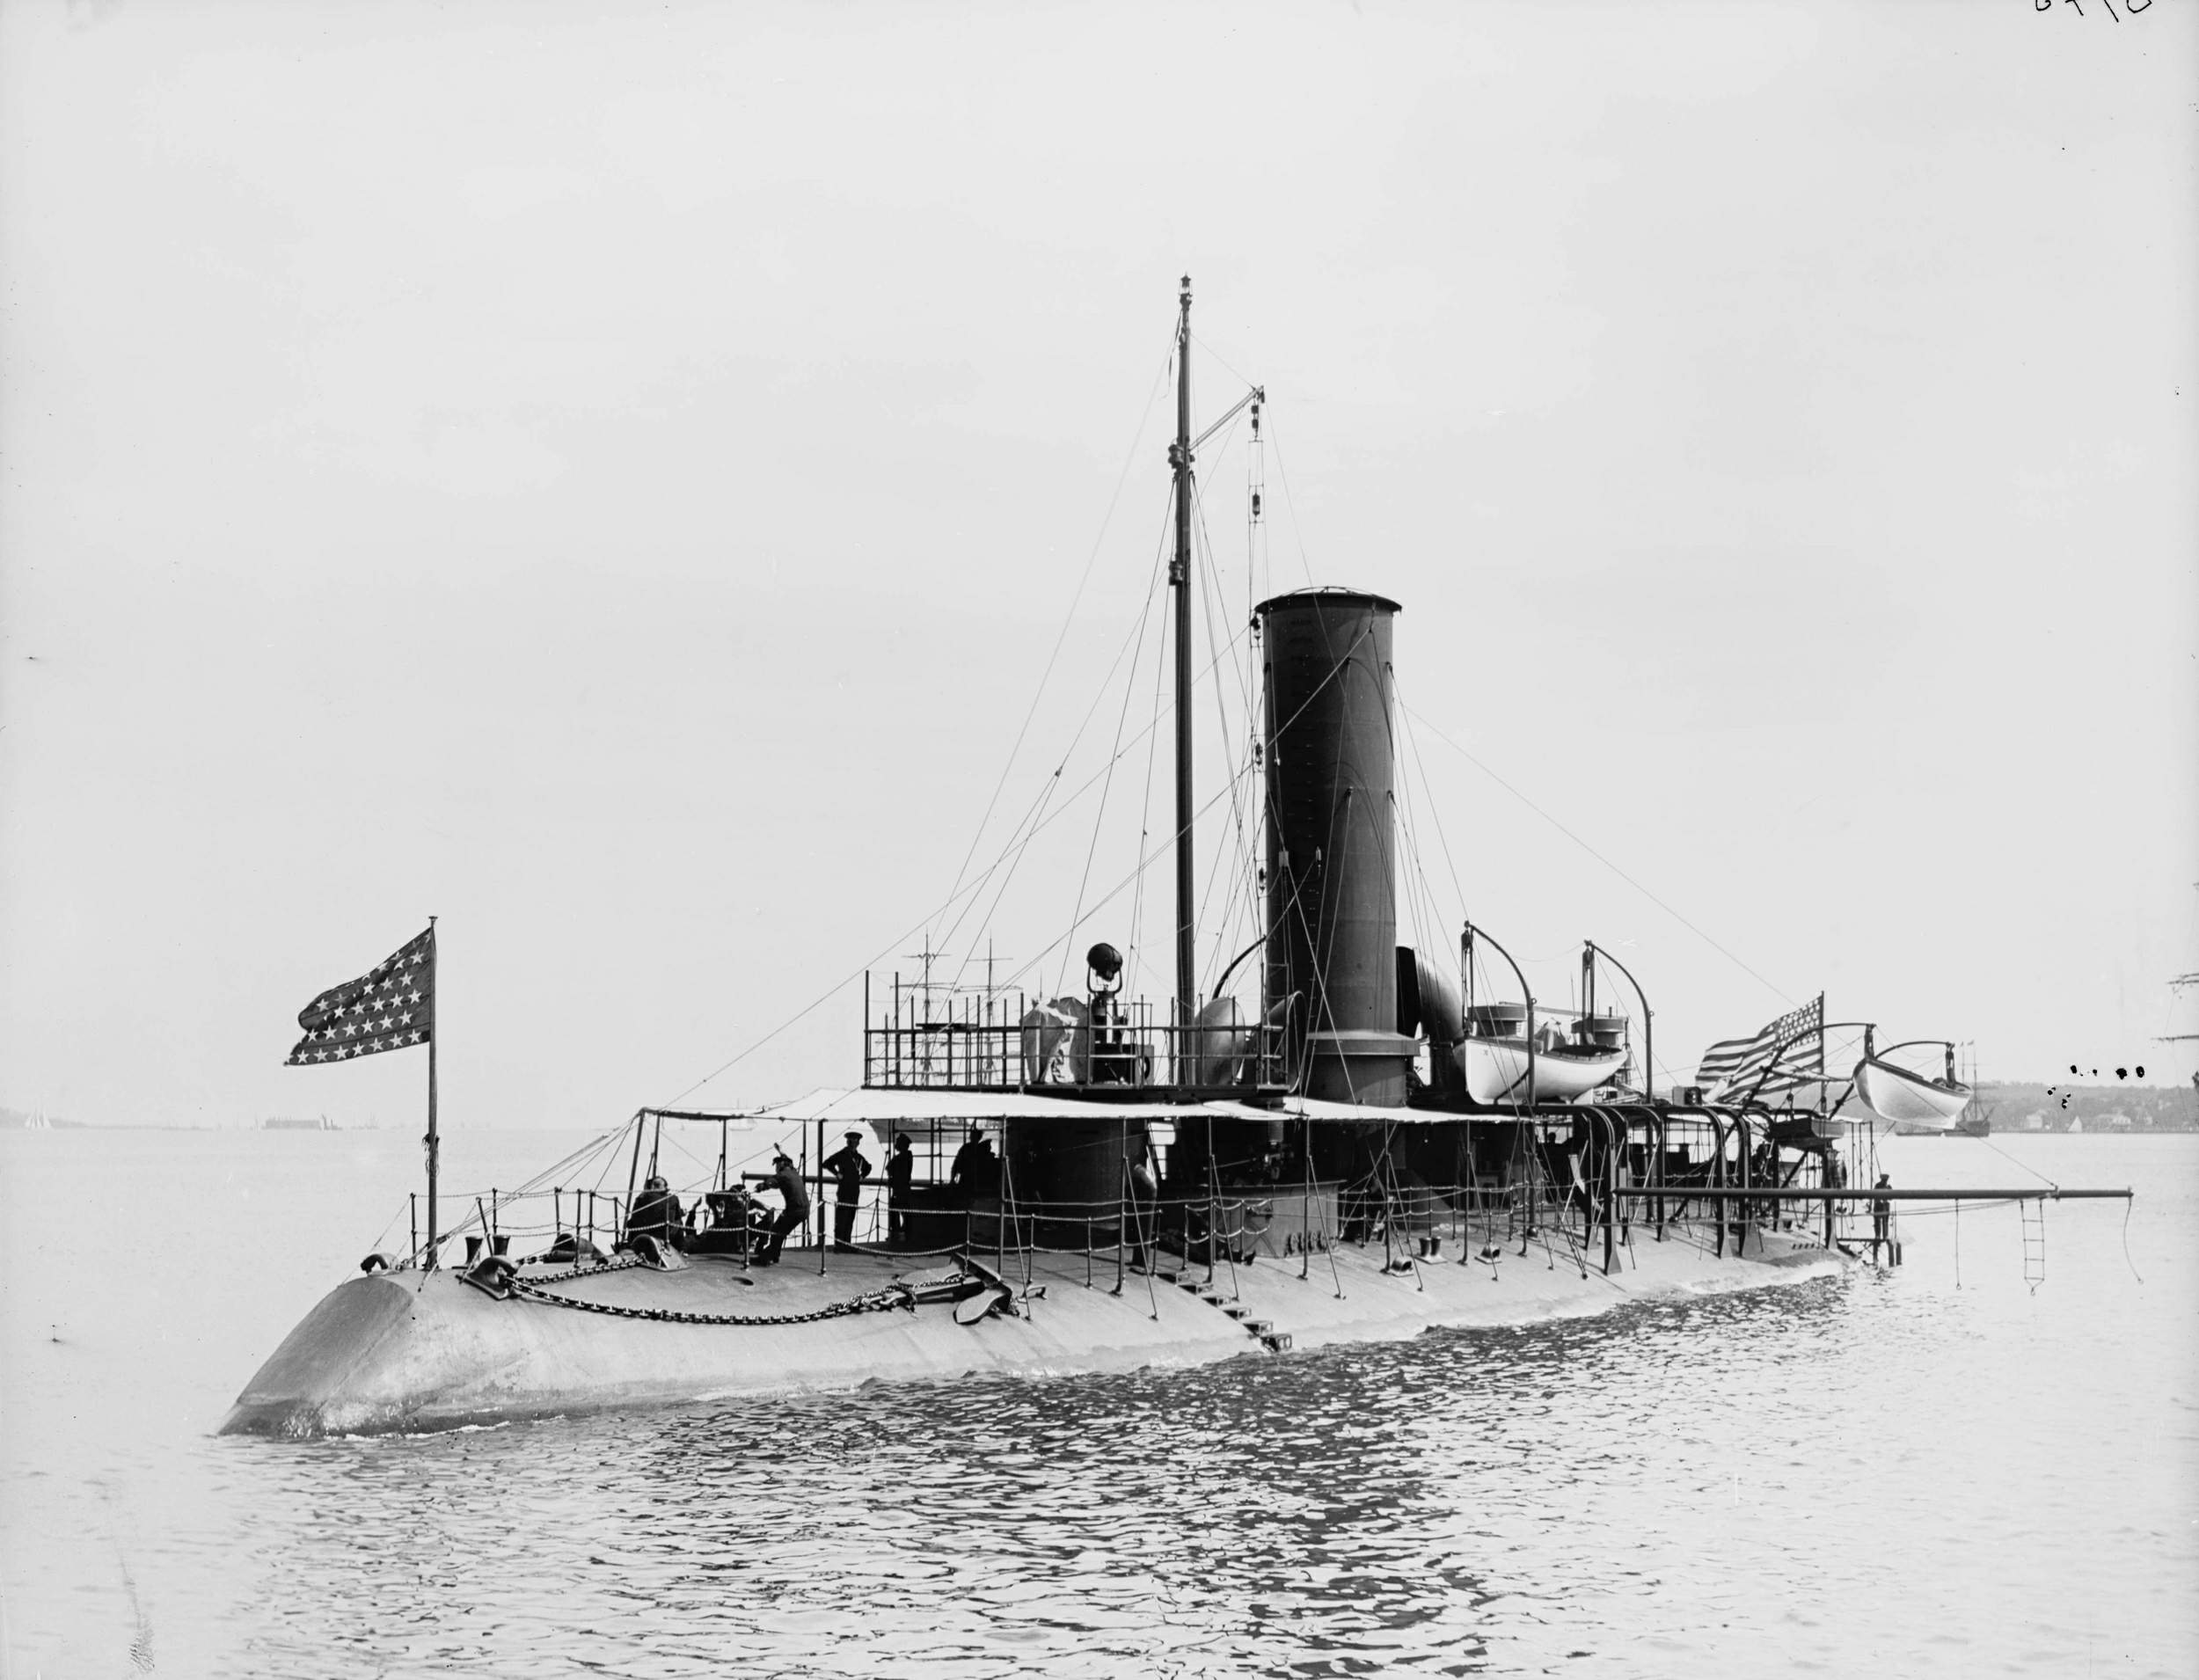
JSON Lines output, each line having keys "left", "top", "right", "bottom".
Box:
{"left": 1257, "top": 588, "right": 1415, "bottom": 1105}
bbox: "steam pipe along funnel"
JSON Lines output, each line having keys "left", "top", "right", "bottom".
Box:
{"left": 1257, "top": 588, "right": 1415, "bottom": 1106}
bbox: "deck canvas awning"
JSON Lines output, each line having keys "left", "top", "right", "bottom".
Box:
{"left": 724, "top": 1086, "right": 1445, "bottom": 1129}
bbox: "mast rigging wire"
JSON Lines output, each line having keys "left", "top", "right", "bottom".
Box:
{"left": 1119, "top": 546, "right": 1173, "bottom": 1003}
{"left": 995, "top": 632, "right": 1371, "bottom": 1007}
{"left": 1261, "top": 421, "right": 1322, "bottom": 591}
{"left": 1189, "top": 466, "right": 1261, "bottom": 984}
{"left": 1060, "top": 482, "right": 1177, "bottom": 999}
{"left": 934, "top": 345, "right": 1175, "bottom": 931}
{"left": 655, "top": 605, "right": 1264, "bottom": 1108}
{"left": 939, "top": 480, "right": 1183, "bottom": 988}
{"left": 1401, "top": 701, "right": 1794, "bottom": 1006}
{"left": 997, "top": 750, "right": 1268, "bottom": 1003}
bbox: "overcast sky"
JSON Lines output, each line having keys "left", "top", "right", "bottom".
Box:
{"left": 2, "top": 0, "right": 2193, "bottom": 1129}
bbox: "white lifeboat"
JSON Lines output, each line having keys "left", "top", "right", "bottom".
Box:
{"left": 1456, "top": 1039, "right": 1627, "bottom": 1104}
{"left": 1852, "top": 1055, "right": 1971, "bottom": 1129}
{"left": 1451, "top": 1005, "right": 1629, "bottom": 1104}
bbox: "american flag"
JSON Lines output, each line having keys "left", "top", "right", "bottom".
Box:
{"left": 285, "top": 927, "right": 435, "bottom": 1066}
{"left": 1694, "top": 993, "right": 1823, "bottom": 1103}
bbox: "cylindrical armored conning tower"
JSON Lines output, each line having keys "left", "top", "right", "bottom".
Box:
{"left": 1258, "top": 588, "right": 1417, "bottom": 1106}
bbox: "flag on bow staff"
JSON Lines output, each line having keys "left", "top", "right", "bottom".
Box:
{"left": 1694, "top": 992, "right": 1823, "bottom": 1104}
{"left": 285, "top": 926, "right": 435, "bottom": 1065}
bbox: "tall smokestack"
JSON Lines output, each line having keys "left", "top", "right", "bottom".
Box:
{"left": 1258, "top": 588, "right": 1415, "bottom": 1105}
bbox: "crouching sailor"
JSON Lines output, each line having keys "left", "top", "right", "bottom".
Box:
{"left": 627, "top": 1175, "right": 685, "bottom": 1251}
{"left": 758, "top": 1150, "right": 809, "bottom": 1266}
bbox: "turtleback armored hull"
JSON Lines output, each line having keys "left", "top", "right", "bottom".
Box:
{"left": 223, "top": 1226, "right": 1837, "bottom": 1438}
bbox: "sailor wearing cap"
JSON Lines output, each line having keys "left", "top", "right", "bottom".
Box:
{"left": 627, "top": 1174, "right": 683, "bottom": 1251}
{"left": 950, "top": 1126, "right": 999, "bottom": 1199}
{"left": 822, "top": 1129, "right": 875, "bottom": 1251}
{"left": 886, "top": 1132, "right": 915, "bottom": 1245}
{"left": 758, "top": 1150, "right": 808, "bottom": 1265}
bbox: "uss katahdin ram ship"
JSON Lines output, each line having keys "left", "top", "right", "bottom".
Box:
{"left": 223, "top": 281, "right": 2119, "bottom": 1439}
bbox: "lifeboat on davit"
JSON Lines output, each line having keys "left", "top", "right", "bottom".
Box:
{"left": 1455, "top": 1012, "right": 1628, "bottom": 1105}
{"left": 1852, "top": 1048, "right": 1971, "bottom": 1129}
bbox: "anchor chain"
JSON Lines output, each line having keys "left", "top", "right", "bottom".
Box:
{"left": 520, "top": 1253, "right": 646, "bottom": 1286}
{"left": 507, "top": 1275, "right": 916, "bottom": 1327}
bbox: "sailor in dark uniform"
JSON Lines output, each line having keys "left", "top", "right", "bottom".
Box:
{"left": 950, "top": 1128, "right": 998, "bottom": 1200}
{"left": 885, "top": 1133, "right": 915, "bottom": 1245}
{"left": 627, "top": 1175, "right": 683, "bottom": 1251}
{"left": 822, "top": 1129, "right": 873, "bottom": 1250}
{"left": 759, "top": 1152, "right": 808, "bottom": 1265}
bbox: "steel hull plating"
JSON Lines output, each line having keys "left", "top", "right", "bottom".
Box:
{"left": 219, "top": 1234, "right": 1838, "bottom": 1438}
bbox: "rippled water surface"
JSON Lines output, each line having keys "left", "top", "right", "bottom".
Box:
{"left": 4, "top": 1129, "right": 2194, "bottom": 1676}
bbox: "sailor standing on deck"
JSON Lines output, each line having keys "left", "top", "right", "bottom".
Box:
{"left": 886, "top": 1133, "right": 915, "bottom": 1245}
{"left": 759, "top": 1151, "right": 808, "bottom": 1265}
{"left": 822, "top": 1129, "right": 873, "bottom": 1251}
{"left": 1872, "top": 1173, "right": 1893, "bottom": 1252}
{"left": 950, "top": 1126, "right": 995, "bottom": 1197}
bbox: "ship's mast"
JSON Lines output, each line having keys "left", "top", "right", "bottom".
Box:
{"left": 1170, "top": 275, "right": 1196, "bottom": 1042}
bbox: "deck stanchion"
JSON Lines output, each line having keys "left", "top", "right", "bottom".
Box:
{"left": 1519, "top": 1125, "right": 1535, "bottom": 1258}
{"left": 1207, "top": 1182, "right": 1218, "bottom": 1285}
{"left": 1143, "top": 1183, "right": 1161, "bottom": 1319}
{"left": 1709, "top": 1111, "right": 1728, "bottom": 1259}
{"left": 1734, "top": 1116, "right": 1750, "bottom": 1259}
{"left": 1601, "top": 1115, "right": 1617, "bottom": 1276}
{"left": 1378, "top": 1140, "right": 1394, "bottom": 1275}
{"left": 1114, "top": 1146, "right": 1129, "bottom": 1296}
{"left": 1301, "top": 1149, "right": 1313, "bottom": 1281}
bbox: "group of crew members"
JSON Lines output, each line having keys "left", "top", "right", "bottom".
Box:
{"left": 627, "top": 1124, "right": 1901, "bottom": 1267}
{"left": 624, "top": 1126, "right": 978, "bottom": 1260}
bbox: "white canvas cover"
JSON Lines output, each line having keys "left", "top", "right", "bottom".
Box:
{"left": 733, "top": 1086, "right": 1437, "bottom": 1129}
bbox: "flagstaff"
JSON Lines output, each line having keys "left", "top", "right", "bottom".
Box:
{"left": 282, "top": 921, "right": 439, "bottom": 1262}
{"left": 426, "top": 916, "right": 439, "bottom": 1269}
